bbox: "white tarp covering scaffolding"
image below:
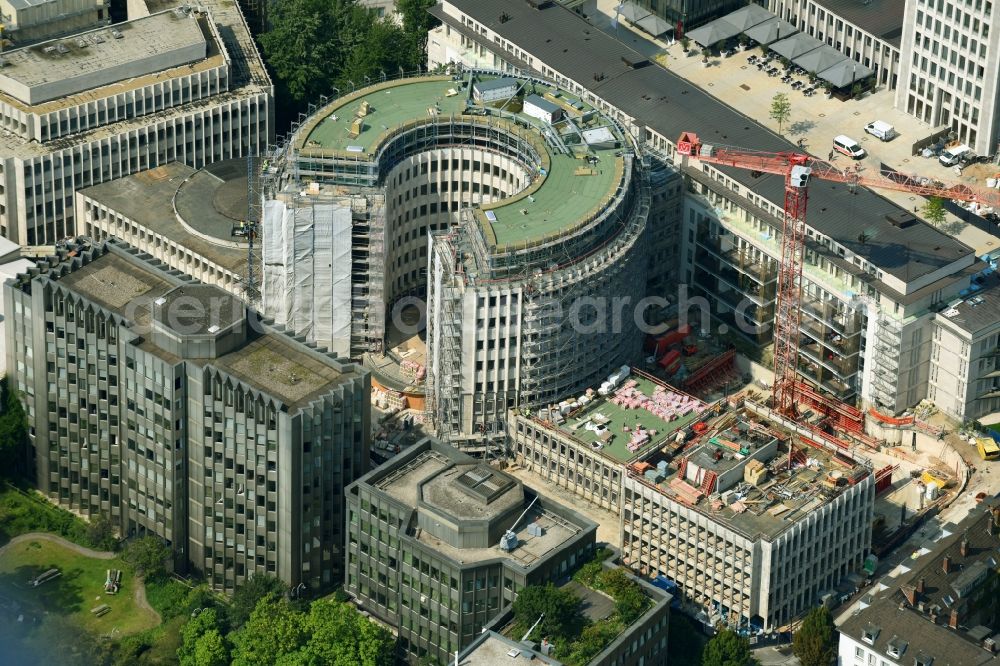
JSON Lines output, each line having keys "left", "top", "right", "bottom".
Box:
{"left": 262, "top": 198, "right": 354, "bottom": 357}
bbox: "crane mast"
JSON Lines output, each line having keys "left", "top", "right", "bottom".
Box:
{"left": 676, "top": 131, "right": 998, "bottom": 415}
{"left": 773, "top": 161, "right": 810, "bottom": 416}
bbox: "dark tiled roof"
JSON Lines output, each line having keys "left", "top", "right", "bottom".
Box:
{"left": 840, "top": 506, "right": 1000, "bottom": 666}
{"left": 436, "top": 0, "right": 973, "bottom": 285}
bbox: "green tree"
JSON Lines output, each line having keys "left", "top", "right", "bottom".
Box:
{"left": 192, "top": 630, "right": 229, "bottom": 666}
{"left": 86, "top": 513, "right": 116, "bottom": 551}
{"left": 0, "top": 376, "right": 27, "bottom": 477}
{"left": 769, "top": 93, "right": 792, "bottom": 134}
{"left": 396, "top": 0, "right": 440, "bottom": 53}
{"left": 121, "top": 535, "right": 171, "bottom": 577}
{"left": 179, "top": 609, "right": 229, "bottom": 666}
{"left": 922, "top": 196, "right": 947, "bottom": 226}
{"left": 793, "top": 606, "right": 836, "bottom": 666}
{"left": 299, "top": 598, "right": 395, "bottom": 666}
{"left": 227, "top": 575, "right": 289, "bottom": 629}
{"left": 702, "top": 628, "right": 759, "bottom": 666}
{"left": 260, "top": 0, "right": 430, "bottom": 126}
{"left": 512, "top": 583, "right": 585, "bottom": 644}
{"left": 230, "top": 595, "right": 308, "bottom": 666}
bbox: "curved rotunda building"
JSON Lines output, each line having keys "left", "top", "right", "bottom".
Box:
{"left": 262, "top": 72, "right": 651, "bottom": 446}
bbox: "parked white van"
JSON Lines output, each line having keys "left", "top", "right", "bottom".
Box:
{"left": 939, "top": 144, "right": 972, "bottom": 166}
{"left": 864, "top": 120, "right": 896, "bottom": 141}
{"left": 833, "top": 135, "right": 866, "bottom": 159}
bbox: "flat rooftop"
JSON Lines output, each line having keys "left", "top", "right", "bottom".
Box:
{"left": 632, "top": 409, "right": 867, "bottom": 539}
{"left": 813, "top": 0, "right": 905, "bottom": 46}
{"left": 377, "top": 448, "right": 588, "bottom": 568}
{"left": 0, "top": 10, "right": 208, "bottom": 105}
{"left": 435, "top": 0, "right": 974, "bottom": 284}
{"left": 550, "top": 372, "right": 707, "bottom": 463}
{"left": 297, "top": 75, "right": 625, "bottom": 249}
{"left": 79, "top": 162, "right": 249, "bottom": 274}
{"left": 211, "top": 334, "right": 351, "bottom": 410}
{"left": 458, "top": 632, "right": 558, "bottom": 666}
{"left": 937, "top": 270, "right": 1000, "bottom": 336}
{"left": 54, "top": 246, "right": 351, "bottom": 410}
{"left": 155, "top": 284, "right": 243, "bottom": 336}
{"left": 59, "top": 249, "right": 175, "bottom": 326}
{"left": 422, "top": 464, "right": 523, "bottom": 522}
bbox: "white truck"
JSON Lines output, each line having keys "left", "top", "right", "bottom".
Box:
{"left": 863, "top": 120, "right": 896, "bottom": 141}
{"left": 939, "top": 144, "right": 972, "bottom": 166}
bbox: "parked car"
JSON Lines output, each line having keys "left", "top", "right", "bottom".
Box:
{"left": 833, "top": 135, "right": 866, "bottom": 159}
{"left": 864, "top": 120, "right": 897, "bottom": 141}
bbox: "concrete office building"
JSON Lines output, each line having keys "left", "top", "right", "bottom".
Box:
{"left": 346, "top": 438, "right": 671, "bottom": 665}
{"left": 346, "top": 438, "right": 597, "bottom": 663}
{"left": 428, "top": 0, "right": 990, "bottom": 420}
{"left": 0, "top": 1, "right": 271, "bottom": 248}
{"left": 838, "top": 504, "right": 1000, "bottom": 666}
{"left": 621, "top": 409, "right": 874, "bottom": 632}
{"left": 896, "top": 0, "right": 1000, "bottom": 155}
{"left": 75, "top": 161, "right": 251, "bottom": 297}
{"left": 763, "top": 0, "right": 903, "bottom": 88}
{"left": 508, "top": 364, "right": 874, "bottom": 631}
{"left": 4, "top": 239, "right": 369, "bottom": 593}
{"left": 262, "top": 72, "right": 674, "bottom": 448}
{"left": 0, "top": 0, "right": 108, "bottom": 44}
{"left": 508, "top": 369, "right": 709, "bottom": 513}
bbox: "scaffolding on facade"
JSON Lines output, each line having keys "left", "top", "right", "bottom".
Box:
{"left": 870, "top": 314, "right": 902, "bottom": 409}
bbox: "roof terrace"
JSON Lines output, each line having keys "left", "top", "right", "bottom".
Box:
{"left": 294, "top": 74, "right": 626, "bottom": 250}
{"left": 545, "top": 371, "right": 708, "bottom": 464}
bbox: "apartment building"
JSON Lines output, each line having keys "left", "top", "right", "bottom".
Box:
{"left": 839, "top": 504, "right": 1000, "bottom": 666}
{"left": 763, "top": 0, "right": 902, "bottom": 88}
{"left": 4, "top": 239, "right": 369, "bottom": 593}
{"left": 0, "top": 1, "right": 271, "bottom": 248}
{"left": 928, "top": 274, "right": 1000, "bottom": 421}
{"left": 428, "top": 0, "right": 987, "bottom": 419}
{"left": 345, "top": 438, "right": 602, "bottom": 663}
{"left": 75, "top": 161, "right": 250, "bottom": 297}
{"left": 896, "top": 0, "right": 1000, "bottom": 155}
{"left": 0, "top": 0, "right": 108, "bottom": 44}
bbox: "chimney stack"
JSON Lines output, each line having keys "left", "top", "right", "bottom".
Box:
{"left": 916, "top": 578, "right": 925, "bottom": 595}
{"left": 902, "top": 584, "right": 917, "bottom": 606}
{"left": 943, "top": 555, "right": 952, "bottom": 574}
{"left": 950, "top": 608, "right": 960, "bottom": 629}
{"left": 961, "top": 538, "right": 969, "bottom": 557}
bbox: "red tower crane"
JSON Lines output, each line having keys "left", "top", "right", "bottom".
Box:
{"left": 676, "top": 131, "right": 1000, "bottom": 416}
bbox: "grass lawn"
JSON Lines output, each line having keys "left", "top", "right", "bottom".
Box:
{"left": 0, "top": 538, "right": 158, "bottom": 637}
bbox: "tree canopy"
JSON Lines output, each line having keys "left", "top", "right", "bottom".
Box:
{"left": 512, "top": 583, "right": 586, "bottom": 644}
{"left": 227, "top": 594, "right": 395, "bottom": 666}
{"left": 121, "top": 535, "right": 171, "bottom": 578}
{"left": 259, "top": 0, "right": 431, "bottom": 123}
{"left": 0, "top": 377, "right": 27, "bottom": 478}
{"left": 227, "top": 574, "right": 289, "bottom": 629}
{"left": 179, "top": 608, "right": 230, "bottom": 666}
{"left": 922, "top": 196, "right": 947, "bottom": 226}
{"left": 702, "top": 628, "right": 759, "bottom": 666}
{"left": 793, "top": 606, "right": 837, "bottom": 666}
{"left": 769, "top": 93, "right": 792, "bottom": 134}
